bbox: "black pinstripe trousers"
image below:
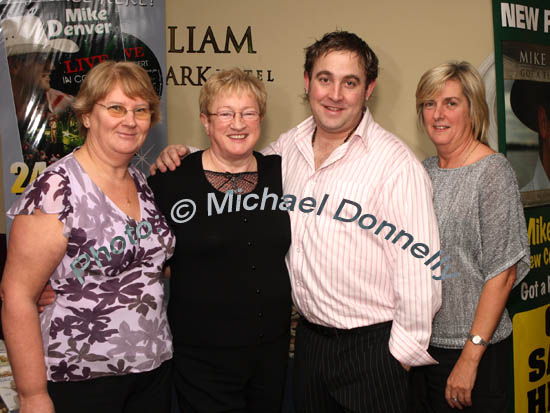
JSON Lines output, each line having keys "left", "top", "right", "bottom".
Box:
{"left": 293, "top": 320, "right": 409, "bottom": 413}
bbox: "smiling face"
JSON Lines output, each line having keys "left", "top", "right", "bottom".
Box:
{"left": 82, "top": 82, "right": 151, "bottom": 157}
{"left": 200, "top": 91, "right": 262, "bottom": 162}
{"left": 305, "top": 50, "right": 375, "bottom": 140}
{"left": 422, "top": 78, "right": 474, "bottom": 148}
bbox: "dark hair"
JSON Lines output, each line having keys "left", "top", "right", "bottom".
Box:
{"left": 304, "top": 31, "right": 378, "bottom": 86}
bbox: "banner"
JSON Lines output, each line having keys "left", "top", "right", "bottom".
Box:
{"left": 0, "top": 0, "right": 167, "bottom": 230}
{"left": 493, "top": 1, "right": 550, "bottom": 411}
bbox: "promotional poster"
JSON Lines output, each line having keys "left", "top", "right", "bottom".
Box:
{"left": 493, "top": 1, "right": 550, "bottom": 411}
{"left": 0, "top": 0, "right": 167, "bottom": 227}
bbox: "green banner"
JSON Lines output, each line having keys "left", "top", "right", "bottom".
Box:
{"left": 493, "top": 1, "right": 550, "bottom": 411}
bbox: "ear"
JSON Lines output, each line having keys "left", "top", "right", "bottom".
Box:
{"left": 539, "top": 106, "right": 549, "bottom": 140}
{"left": 81, "top": 114, "right": 90, "bottom": 128}
{"left": 200, "top": 113, "right": 211, "bottom": 136}
{"left": 304, "top": 71, "right": 311, "bottom": 94}
{"left": 366, "top": 79, "right": 376, "bottom": 100}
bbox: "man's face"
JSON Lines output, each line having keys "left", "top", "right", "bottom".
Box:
{"left": 10, "top": 53, "right": 53, "bottom": 91}
{"left": 304, "top": 50, "right": 375, "bottom": 139}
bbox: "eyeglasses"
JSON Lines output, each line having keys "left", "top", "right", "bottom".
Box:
{"left": 207, "top": 110, "right": 260, "bottom": 122}
{"left": 95, "top": 103, "right": 153, "bottom": 120}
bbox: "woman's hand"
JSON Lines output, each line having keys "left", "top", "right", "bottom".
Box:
{"left": 445, "top": 355, "right": 479, "bottom": 409}
{"left": 444, "top": 265, "right": 517, "bottom": 409}
{"left": 20, "top": 392, "right": 55, "bottom": 413}
{"left": 149, "top": 144, "right": 190, "bottom": 175}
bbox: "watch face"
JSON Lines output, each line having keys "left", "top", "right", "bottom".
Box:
{"left": 472, "top": 336, "right": 481, "bottom": 344}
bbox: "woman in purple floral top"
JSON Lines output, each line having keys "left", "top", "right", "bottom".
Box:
{"left": 0, "top": 62, "right": 175, "bottom": 413}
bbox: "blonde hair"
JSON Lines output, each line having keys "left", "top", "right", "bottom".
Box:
{"left": 199, "top": 68, "right": 266, "bottom": 116}
{"left": 415, "top": 61, "right": 489, "bottom": 143}
{"left": 72, "top": 61, "right": 161, "bottom": 137}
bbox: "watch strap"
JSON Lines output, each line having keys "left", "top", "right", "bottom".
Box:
{"left": 468, "top": 334, "right": 489, "bottom": 347}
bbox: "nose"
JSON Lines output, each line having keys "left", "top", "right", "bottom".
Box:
{"left": 328, "top": 83, "right": 343, "bottom": 101}
{"left": 433, "top": 104, "right": 443, "bottom": 120}
{"left": 122, "top": 110, "right": 137, "bottom": 126}
{"left": 230, "top": 113, "right": 246, "bottom": 129}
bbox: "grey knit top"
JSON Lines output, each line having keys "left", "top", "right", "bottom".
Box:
{"left": 423, "top": 153, "right": 530, "bottom": 349}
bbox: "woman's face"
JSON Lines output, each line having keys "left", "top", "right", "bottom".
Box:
{"left": 422, "top": 79, "right": 474, "bottom": 147}
{"left": 200, "top": 91, "right": 262, "bottom": 162}
{"left": 83, "top": 82, "right": 151, "bottom": 157}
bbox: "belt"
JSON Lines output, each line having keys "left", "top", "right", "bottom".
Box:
{"left": 301, "top": 319, "right": 392, "bottom": 337}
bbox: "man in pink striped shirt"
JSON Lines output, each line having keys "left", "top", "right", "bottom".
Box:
{"left": 262, "top": 31, "right": 441, "bottom": 413}
{"left": 150, "top": 30, "right": 442, "bottom": 413}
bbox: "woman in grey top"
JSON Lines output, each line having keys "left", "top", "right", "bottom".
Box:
{"left": 412, "top": 61, "right": 530, "bottom": 412}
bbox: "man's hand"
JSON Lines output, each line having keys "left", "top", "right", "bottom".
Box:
{"left": 37, "top": 284, "right": 55, "bottom": 313}
{"left": 149, "top": 144, "right": 190, "bottom": 175}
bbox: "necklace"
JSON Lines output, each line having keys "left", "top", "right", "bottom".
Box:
{"left": 459, "top": 139, "right": 479, "bottom": 167}
{"left": 126, "top": 178, "right": 132, "bottom": 206}
{"left": 438, "top": 139, "right": 480, "bottom": 168}
{"left": 311, "top": 126, "right": 356, "bottom": 146}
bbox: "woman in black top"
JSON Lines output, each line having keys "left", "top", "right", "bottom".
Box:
{"left": 148, "top": 68, "right": 292, "bottom": 413}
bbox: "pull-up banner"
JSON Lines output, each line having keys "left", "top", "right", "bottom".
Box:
{"left": 492, "top": 1, "right": 550, "bottom": 412}
{"left": 0, "top": 0, "right": 167, "bottom": 230}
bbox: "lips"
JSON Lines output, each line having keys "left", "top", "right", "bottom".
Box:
{"left": 117, "top": 131, "right": 138, "bottom": 139}
{"left": 323, "top": 105, "right": 344, "bottom": 112}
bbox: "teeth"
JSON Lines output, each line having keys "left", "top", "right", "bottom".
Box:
{"left": 326, "top": 106, "right": 342, "bottom": 111}
{"left": 229, "top": 135, "right": 246, "bottom": 139}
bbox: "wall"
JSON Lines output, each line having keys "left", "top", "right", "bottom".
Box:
{"left": 164, "top": 0, "right": 495, "bottom": 160}
{"left": 0, "top": 0, "right": 495, "bottom": 234}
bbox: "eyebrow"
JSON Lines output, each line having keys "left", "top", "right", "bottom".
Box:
{"left": 315, "top": 70, "right": 362, "bottom": 83}
{"left": 105, "top": 101, "right": 149, "bottom": 107}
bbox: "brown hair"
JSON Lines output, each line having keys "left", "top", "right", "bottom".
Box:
{"left": 72, "top": 61, "right": 161, "bottom": 137}
{"left": 304, "top": 31, "right": 378, "bottom": 86}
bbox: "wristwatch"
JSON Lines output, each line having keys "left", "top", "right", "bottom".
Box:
{"left": 468, "top": 334, "right": 489, "bottom": 347}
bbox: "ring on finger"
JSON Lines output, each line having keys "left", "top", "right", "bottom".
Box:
{"left": 452, "top": 397, "right": 458, "bottom": 402}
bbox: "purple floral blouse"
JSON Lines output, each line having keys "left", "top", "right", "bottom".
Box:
{"left": 7, "top": 152, "right": 175, "bottom": 382}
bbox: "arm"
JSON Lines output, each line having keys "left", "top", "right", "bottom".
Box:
{"left": 1, "top": 210, "right": 67, "bottom": 413}
{"left": 445, "top": 265, "right": 516, "bottom": 409}
{"left": 384, "top": 157, "right": 442, "bottom": 368}
{"left": 261, "top": 134, "right": 284, "bottom": 156}
{"left": 445, "top": 156, "right": 529, "bottom": 409}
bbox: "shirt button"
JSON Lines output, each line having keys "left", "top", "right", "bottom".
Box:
{"left": 296, "top": 247, "right": 301, "bottom": 253}
{"left": 247, "top": 241, "right": 252, "bottom": 247}
{"left": 256, "top": 289, "right": 261, "bottom": 294}
{"left": 251, "top": 265, "right": 256, "bottom": 270}
{"left": 258, "top": 312, "right": 263, "bottom": 317}
{"left": 243, "top": 218, "right": 248, "bottom": 223}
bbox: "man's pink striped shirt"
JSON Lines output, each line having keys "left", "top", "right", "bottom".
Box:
{"left": 265, "top": 110, "right": 442, "bottom": 366}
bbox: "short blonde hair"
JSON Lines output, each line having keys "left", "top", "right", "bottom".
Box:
{"left": 199, "top": 68, "right": 266, "bottom": 116}
{"left": 72, "top": 61, "right": 161, "bottom": 137}
{"left": 415, "top": 61, "right": 489, "bottom": 143}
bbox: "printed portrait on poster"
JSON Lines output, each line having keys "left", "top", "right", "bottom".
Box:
{"left": 503, "top": 41, "right": 550, "bottom": 193}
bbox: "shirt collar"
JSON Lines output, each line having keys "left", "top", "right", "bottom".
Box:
{"left": 293, "top": 108, "right": 374, "bottom": 149}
